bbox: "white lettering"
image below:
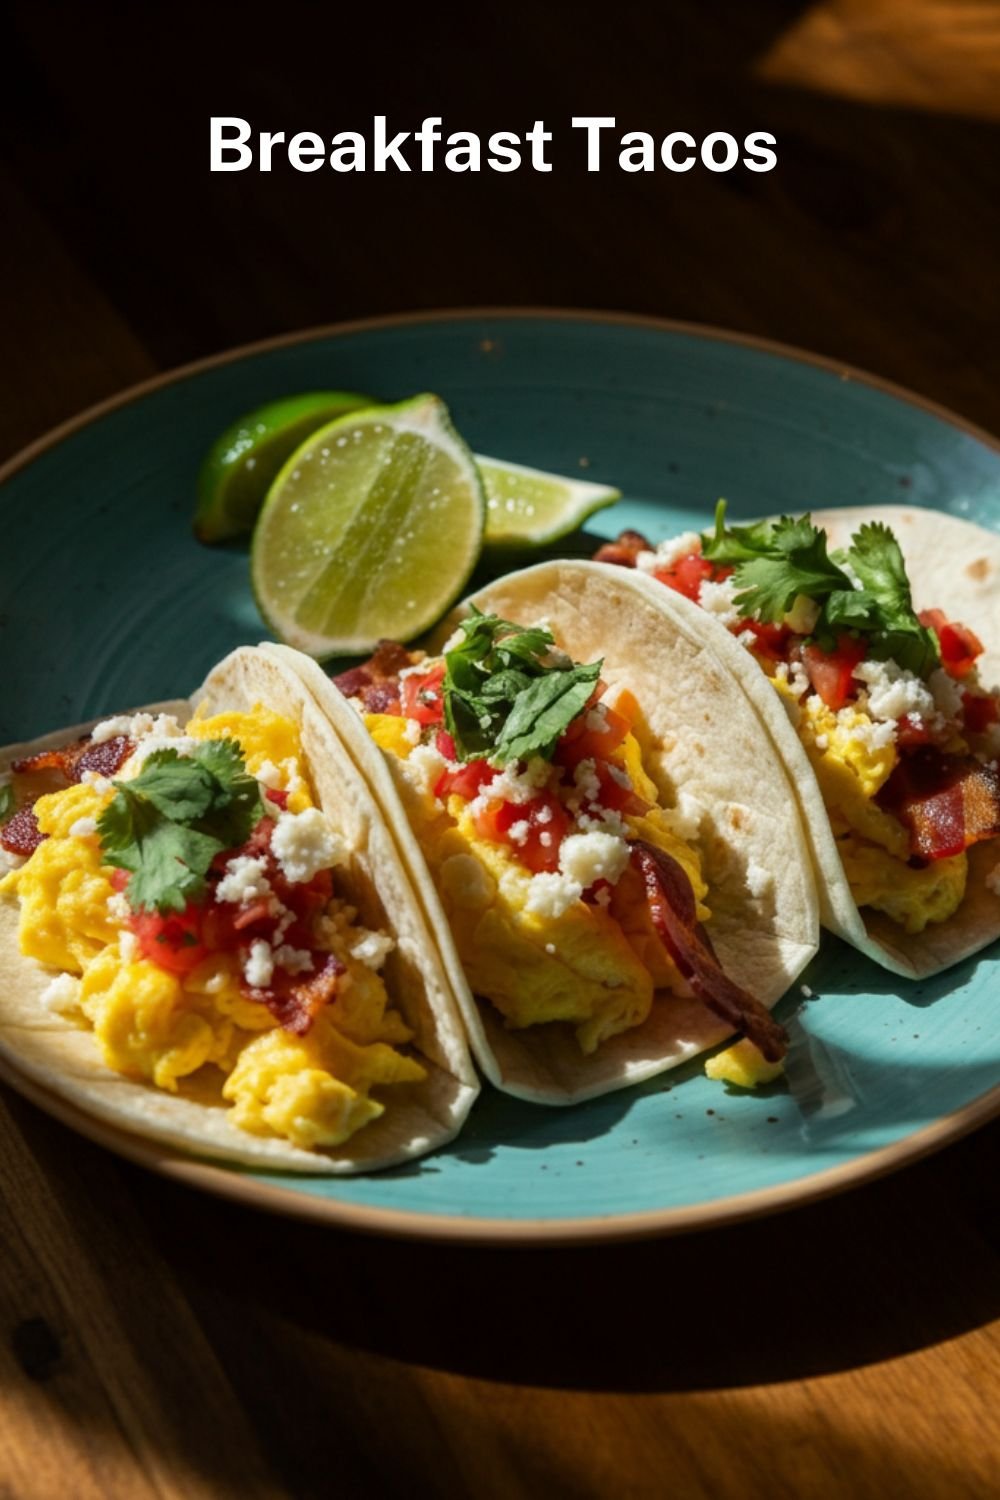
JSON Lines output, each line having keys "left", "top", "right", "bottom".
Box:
{"left": 414, "top": 116, "right": 442, "bottom": 171}
{"left": 661, "top": 131, "right": 696, "bottom": 172}
{"left": 446, "top": 131, "right": 481, "bottom": 172}
{"left": 373, "top": 115, "right": 411, "bottom": 171}
{"left": 619, "top": 131, "right": 654, "bottom": 172}
{"left": 259, "top": 131, "right": 286, "bottom": 172}
{"left": 743, "top": 131, "right": 778, "bottom": 173}
{"left": 288, "top": 131, "right": 325, "bottom": 172}
{"left": 572, "top": 116, "right": 615, "bottom": 172}
{"left": 526, "top": 119, "right": 553, "bottom": 172}
{"left": 701, "top": 131, "right": 739, "bottom": 172}
{"left": 331, "top": 132, "right": 365, "bottom": 171}
{"left": 210, "top": 116, "right": 252, "bottom": 172}
{"left": 488, "top": 131, "right": 521, "bottom": 172}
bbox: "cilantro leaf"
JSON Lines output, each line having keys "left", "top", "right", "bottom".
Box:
{"left": 493, "top": 662, "right": 602, "bottom": 765}
{"left": 127, "top": 750, "right": 219, "bottom": 822}
{"left": 701, "top": 500, "right": 778, "bottom": 564}
{"left": 188, "top": 740, "right": 268, "bottom": 850}
{"left": 700, "top": 502, "right": 940, "bottom": 678}
{"left": 0, "top": 784, "right": 15, "bottom": 822}
{"left": 98, "top": 785, "right": 221, "bottom": 912}
{"left": 843, "top": 522, "right": 910, "bottom": 601}
{"left": 823, "top": 589, "right": 878, "bottom": 628}
{"left": 97, "top": 738, "right": 266, "bottom": 913}
{"left": 733, "top": 555, "right": 850, "bottom": 624}
{"left": 843, "top": 523, "right": 939, "bottom": 676}
{"left": 705, "top": 502, "right": 856, "bottom": 623}
{"left": 442, "top": 608, "right": 603, "bottom": 764}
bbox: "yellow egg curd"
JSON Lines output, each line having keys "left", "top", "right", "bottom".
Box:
{"left": 0, "top": 705, "right": 423, "bottom": 1152}
{"left": 795, "top": 693, "right": 967, "bottom": 933}
{"left": 367, "top": 709, "right": 709, "bottom": 1054}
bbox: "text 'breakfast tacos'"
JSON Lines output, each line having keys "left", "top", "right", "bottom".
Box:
{"left": 0, "top": 647, "right": 477, "bottom": 1172}
{"left": 269, "top": 560, "right": 820, "bottom": 1103}
{"left": 596, "top": 505, "right": 1000, "bottom": 977}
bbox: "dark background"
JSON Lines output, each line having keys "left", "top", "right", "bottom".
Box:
{"left": 4, "top": 0, "right": 999, "bottom": 459}
{"left": 2, "top": 5, "right": 999, "bottom": 1497}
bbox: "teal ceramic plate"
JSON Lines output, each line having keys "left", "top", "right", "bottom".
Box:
{"left": 3, "top": 310, "right": 998, "bottom": 1242}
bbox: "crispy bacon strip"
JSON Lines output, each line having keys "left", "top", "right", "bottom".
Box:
{"left": 592, "top": 529, "right": 652, "bottom": 568}
{"left": 330, "top": 638, "right": 417, "bottom": 714}
{"left": 0, "top": 806, "right": 46, "bottom": 857}
{"left": 631, "top": 840, "right": 788, "bottom": 1062}
{"left": 877, "top": 748, "right": 1000, "bottom": 861}
{"left": 249, "top": 952, "right": 345, "bottom": 1036}
{"left": 12, "top": 734, "right": 134, "bottom": 784}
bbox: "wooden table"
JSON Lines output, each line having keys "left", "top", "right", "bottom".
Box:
{"left": 2, "top": 3, "right": 998, "bottom": 1494}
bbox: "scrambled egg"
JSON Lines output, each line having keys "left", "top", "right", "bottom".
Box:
{"left": 791, "top": 692, "right": 967, "bottom": 932}
{"left": 704, "top": 1037, "right": 784, "bottom": 1088}
{"left": 188, "top": 706, "right": 313, "bottom": 812}
{"left": 367, "top": 715, "right": 709, "bottom": 1053}
{"left": 0, "top": 706, "right": 422, "bottom": 1151}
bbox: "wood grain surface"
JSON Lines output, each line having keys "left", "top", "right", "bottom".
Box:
{"left": 1, "top": 2, "right": 998, "bottom": 1495}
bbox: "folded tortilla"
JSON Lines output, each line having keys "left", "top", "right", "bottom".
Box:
{"left": 802, "top": 507, "right": 999, "bottom": 976}
{"left": 0, "top": 646, "right": 478, "bottom": 1172}
{"left": 653, "top": 506, "right": 1000, "bottom": 979}
{"left": 268, "top": 560, "right": 820, "bottom": 1103}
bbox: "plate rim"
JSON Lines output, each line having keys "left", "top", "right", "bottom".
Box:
{"left": 4, "top": 304, "right": 1000, "bottom": 487}
{"left": 2, "top": 1049, "right": 996, "bottom": 1246}
{"left": 2, "top": 304, "right": 998, "bottom": 1242}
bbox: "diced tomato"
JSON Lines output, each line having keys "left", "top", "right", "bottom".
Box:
{"left": 589, "top": 759, "right": 651, "bottom": 816}
{"left": 556, "top": 704, "right": 632, "bottom": 768}
{"left": 802, "top": 635, "right": 867, "bottom": 711}
{"left": 939, "top": 624, "right": 984, "bottom": 679}
{"left": 117, "top": 810, "right": 338, "bottom": 977}
{"left": 265, "top": 787, "right": 289, "bottom": 809}
{"left": 920, "top": 609, "right": 985, "bottom": 680}
{"left": 435, "top": 756, "right": 496, "bottom": 802}
{"left": 963, "top": 692, "right": 1000, "bottom": 734}
{"left": 474, "top": 793, "right": 570, "bottom": 874}
{"left": 129, "top": 902, "right": 208, "bottom": 975}
{"left": 896, "top": 714, "right": 932, "bottom": 748}
{"left": 435, "top": 730, "right": 456, "bottom": 761}
{"left": 737, "top": 618, "right": 791, "bottom": 662}
{"left": 402, "top": 662, "right": 446, "bottom": 725}
{"left": 654, "top": 552, "right": 715, "bottom": 602}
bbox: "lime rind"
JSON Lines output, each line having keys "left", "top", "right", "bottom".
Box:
{"left": 475, "top": 455, "right": 621, "bottom": 547}
{"left": 251, "top": 394, "right": 485, "bottom": 658}
{"left": 195, "top": 390, "right": 371, "bottom": 543}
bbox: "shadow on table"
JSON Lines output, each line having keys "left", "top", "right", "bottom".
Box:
{"left": 129, "top": 1114, "right": 999, "bottom": 1396}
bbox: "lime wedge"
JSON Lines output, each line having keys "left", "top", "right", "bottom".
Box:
{"left": 194, "top": 390, "right": 371, "bottom": 542}
{"left": 251, "top": 395, "right": 485, "bottom": 656}
{"left": 477, "top": 456, "right": 621, "bottom": 547}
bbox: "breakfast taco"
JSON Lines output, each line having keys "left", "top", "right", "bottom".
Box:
{"left": 266, "top": 561, "right": 820, "bottom": 1103}
{"left": 595, "top": 505, "right": 1000, "bottom": 977}
{"left": 0, "top": 647, "right": 477, "bottom": 1172}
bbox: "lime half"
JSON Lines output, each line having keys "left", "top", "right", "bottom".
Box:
{"left": 195, "top": 390, "right": 371, "bottom": 542}
{"left": 251, "top": 395, "right": 485, "bottom": 656}
{"left": 477, "top": 456, "right": 621, "bottom": 547}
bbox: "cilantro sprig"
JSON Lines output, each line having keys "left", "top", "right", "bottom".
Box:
{"left": 701, "top": 501, "right": 940, "bottom": 676}
{"left": 98, "top": 739, "right": 266, "bottom": 913}
{"left": 443, "top": 608, "right": 602, "bottom": 764}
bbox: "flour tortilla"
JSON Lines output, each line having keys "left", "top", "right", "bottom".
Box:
{"left": 267, "top": 559, "right": 820, "bottom": 1104}
{"left": 684, "top": 506, "right": 1000, "bottom": 978}
{"left": 0, "top": 648, "right": 478, "bottom": 1172}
